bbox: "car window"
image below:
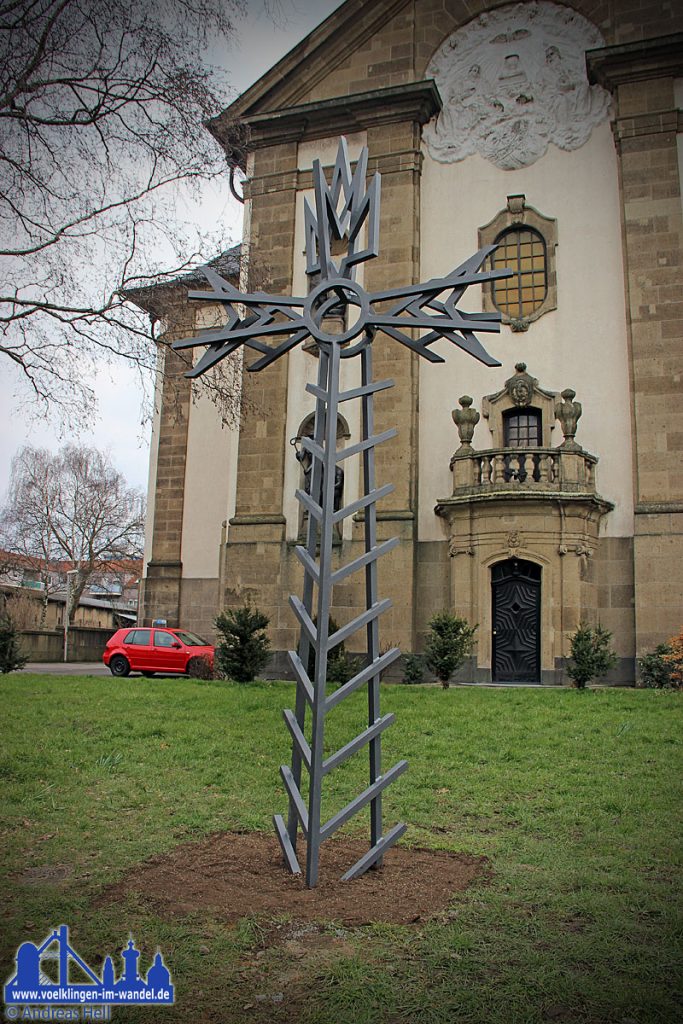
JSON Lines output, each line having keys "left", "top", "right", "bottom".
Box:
{"left": 174, "top": 630, "right": 209, "bottom": 646}
{"left": 154, "top": 631, "right": 177, "bottom": 648}
{"left": 125, "top": 629, "right": 151, "bottom": 645}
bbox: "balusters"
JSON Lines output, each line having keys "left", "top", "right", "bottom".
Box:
{"left": 453, "top": 448, "right": 596, "bottom": 494}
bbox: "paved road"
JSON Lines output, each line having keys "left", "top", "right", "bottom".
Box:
{"left": 23, "top": 661, "right": 113, "bottom": 676}
{"left": 20, "top": 662, "right": 196, "bottom": 679}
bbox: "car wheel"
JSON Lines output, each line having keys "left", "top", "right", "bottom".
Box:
{"left": 109, "top": 654, "right": 130, "bottom": 677}
{"left": 142, "top": 671, "right": 156, "bottom": 678}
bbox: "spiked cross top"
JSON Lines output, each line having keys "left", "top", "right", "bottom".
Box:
{"left": 172, "top": 137, "right": 511, "bottom": 374}
{"left": 173, "top": 138, "right": 512, "bottom": 888}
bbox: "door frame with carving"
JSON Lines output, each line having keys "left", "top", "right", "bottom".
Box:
{"left": 491, "top": 558, "right": 542, "bottom": 683}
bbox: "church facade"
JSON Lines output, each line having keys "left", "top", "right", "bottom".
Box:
{"left": 138, "top": 0, "right": 683, "bottom": 684}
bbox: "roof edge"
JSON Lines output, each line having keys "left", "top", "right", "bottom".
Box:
{"left": 209, "top": 0, "right": 412, "bottom": 126}
{"left": 587, "top": 32, "right": 683, "bottom": 88}
{"left": 211, "top": 81, "right": 442, "bottom": 157}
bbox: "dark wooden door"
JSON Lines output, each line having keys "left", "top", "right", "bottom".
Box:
{"left": 492, "top": 559, "right": 541, "bottom": 682}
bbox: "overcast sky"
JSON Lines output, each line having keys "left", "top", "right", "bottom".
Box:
{"left": 0, "top": 0, "right": 342, "bottom": 499}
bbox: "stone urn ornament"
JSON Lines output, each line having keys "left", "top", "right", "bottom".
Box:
{"left": 452, "top": 395, "right": 480, "bottom": 451}
{"left": 555, "top": 387, "right": 582, "bottom": 449}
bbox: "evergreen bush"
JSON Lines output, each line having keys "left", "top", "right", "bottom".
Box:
{"left": 638, "top": 643, "right": 674, "bottom": 689}
{"left": 0, "top": 613, "right": 28, "bottom": 674}
{"left": 307, "top": 616, "right": 358, "bottom": 689}
{"left": 326, "top": 648, "right": 360, "bottom": 689}
{"left": 567, "top": 623, "right": 617, "bottom": 689}
{"left": 214, "top": 604, "right": 271, "bottom": 683}
{"left": 186, "top": 654, "right": 215, "bottom": 680}
{"left": 402, "top": 652, "right": 425, "bottom": 685}
{"left": 424, "top": 612, "right": 477, "bottom": 689}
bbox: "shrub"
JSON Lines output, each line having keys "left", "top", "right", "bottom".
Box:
{"left": 307, "top": 616, "right": 358, "bottom": 689}
{"left": 567, "top": 623, "right": 617, "bottom": 689}
{"left": 662, "top": 629, "right": 683, "bottom": 689}
{"left": 638, "top": 643, "right": 674, "bottom": 689}
{"left": 402, "top": 652, "right": 425, "bottom": 685}
{"left": 214, "top": 605, "right": 271, "bottom": 683}
{"left": 186, "top": 654, "right": 215, "bottom": 680}
{"left": 424, "top": 612, "right": 477, "bottom": 689}
{"left": 0, "top": 613, "right": 28, "bottom": 674}
{"left": 326, "top": 648, "right": 360, "bottom": 689}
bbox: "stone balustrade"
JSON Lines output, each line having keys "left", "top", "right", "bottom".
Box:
{"left": 449, "top": 446, "right": 598, "bottom": 495}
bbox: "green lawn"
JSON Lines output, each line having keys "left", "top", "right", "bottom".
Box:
{"left": 1, "top": 674, "right": 681, "bottom": 1023}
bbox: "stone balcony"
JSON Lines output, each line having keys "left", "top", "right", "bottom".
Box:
{"left": 448, "top": 444, "right": 600, "bottom": 498}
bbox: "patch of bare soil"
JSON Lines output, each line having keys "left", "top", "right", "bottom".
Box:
{"left": 97, "top": 831, "right": 488, "bottom": 926}
{"left": 16, "top": 863, "right": 73, "bottom": 886}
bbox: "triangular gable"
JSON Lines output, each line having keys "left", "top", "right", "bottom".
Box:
{"left": 210, "top": 0, "right": 412, "bottom": 124}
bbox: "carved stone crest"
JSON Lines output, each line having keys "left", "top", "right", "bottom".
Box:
{"left": 423, "top": 1, "right": 611, "bottom": 170}
{"left": 507, "top": 362, "right": 535, "bottom": 407}
{"left": 507, "top": 529, "right": 523, "bottom": 555}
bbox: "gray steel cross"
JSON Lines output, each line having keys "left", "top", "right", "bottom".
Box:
{"left": 173, "top": 137, "right": 511, "bottom": 888}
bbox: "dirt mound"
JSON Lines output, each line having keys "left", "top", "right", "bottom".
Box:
{"left": 98, "top": 831, "right": 488, "bottom": 925}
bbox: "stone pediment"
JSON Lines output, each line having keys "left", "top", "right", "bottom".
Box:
{"left": 482, "top": 363, "right": 558, "bottom": 447}
{"left": 208, "top": 0, "right": 412, "bottom": 134}
{"left": 209, "top": 0, "right": 613, "bottom": 173}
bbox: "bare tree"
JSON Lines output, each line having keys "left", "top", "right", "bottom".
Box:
{"left": 0, "top": 446, "right": 61, "bottom": 624}
{"left": 0, "top": 0, "right": 247, "bottom": 427}
{"left": 1, "top": 444, "right": 145, "bottom": 622}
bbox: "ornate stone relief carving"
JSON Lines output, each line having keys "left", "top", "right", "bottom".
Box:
{"left": 508, "top": 364, "right": 535, "bottom": 407}
{"left": 482, "top": 363, "right": 558, "bottom": 447}
{"left": 507, "top": 529, "right": 524, "bottom": 556}
{"left": 448, "top": 538, "right": 474, "bottom": 558}
{"left": 424, "top": 1, "right": 611, "bottom": 170}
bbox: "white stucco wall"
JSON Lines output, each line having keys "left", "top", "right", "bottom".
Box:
{"left": 419, "top": 120, "right": 634, "bottom": 540}
{"left": 180, "top": 305, "right": 240, "bottom": 578}
{"left": 143, "top": 351, "right": 164, "bottom": 569}
{"left": 282, "top": 133, "right": 367, "bottom": 541}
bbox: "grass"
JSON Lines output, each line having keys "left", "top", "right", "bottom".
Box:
{"left": 0, "top": 673, "right": 681, "bottom": 1023}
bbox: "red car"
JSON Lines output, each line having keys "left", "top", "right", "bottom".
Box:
{"left": 103, "top": 627, "right": 215, "bottom": 677}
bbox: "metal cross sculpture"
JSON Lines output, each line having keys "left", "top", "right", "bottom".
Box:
{"left": 173, "top": 137, "right": 511, "bottom": 888}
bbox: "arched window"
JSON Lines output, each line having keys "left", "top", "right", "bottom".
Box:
{"left": 503, "top": 407, "right": 542, "bottom": 448}
{"left": 490, "top": 227, "right": 547, "bottom": 319}
{"left": 503, "top": 407, "right": 542, "bottom": 482}
{"left": 478, "top": 197, "right": 557, "bottom": 329}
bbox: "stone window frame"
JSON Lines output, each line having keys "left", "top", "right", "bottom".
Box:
{"left": 503, "top": 407, "right": 543, "bottom": 448}
{"left": 482, "top": 365, "right": 558, "bottom": 449}
{"left": 479, "top": 195, "right": 558, "bottom": 332}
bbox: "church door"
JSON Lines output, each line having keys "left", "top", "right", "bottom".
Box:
{"left": 492, "top": 559, "right": 541, "bottom": 683}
